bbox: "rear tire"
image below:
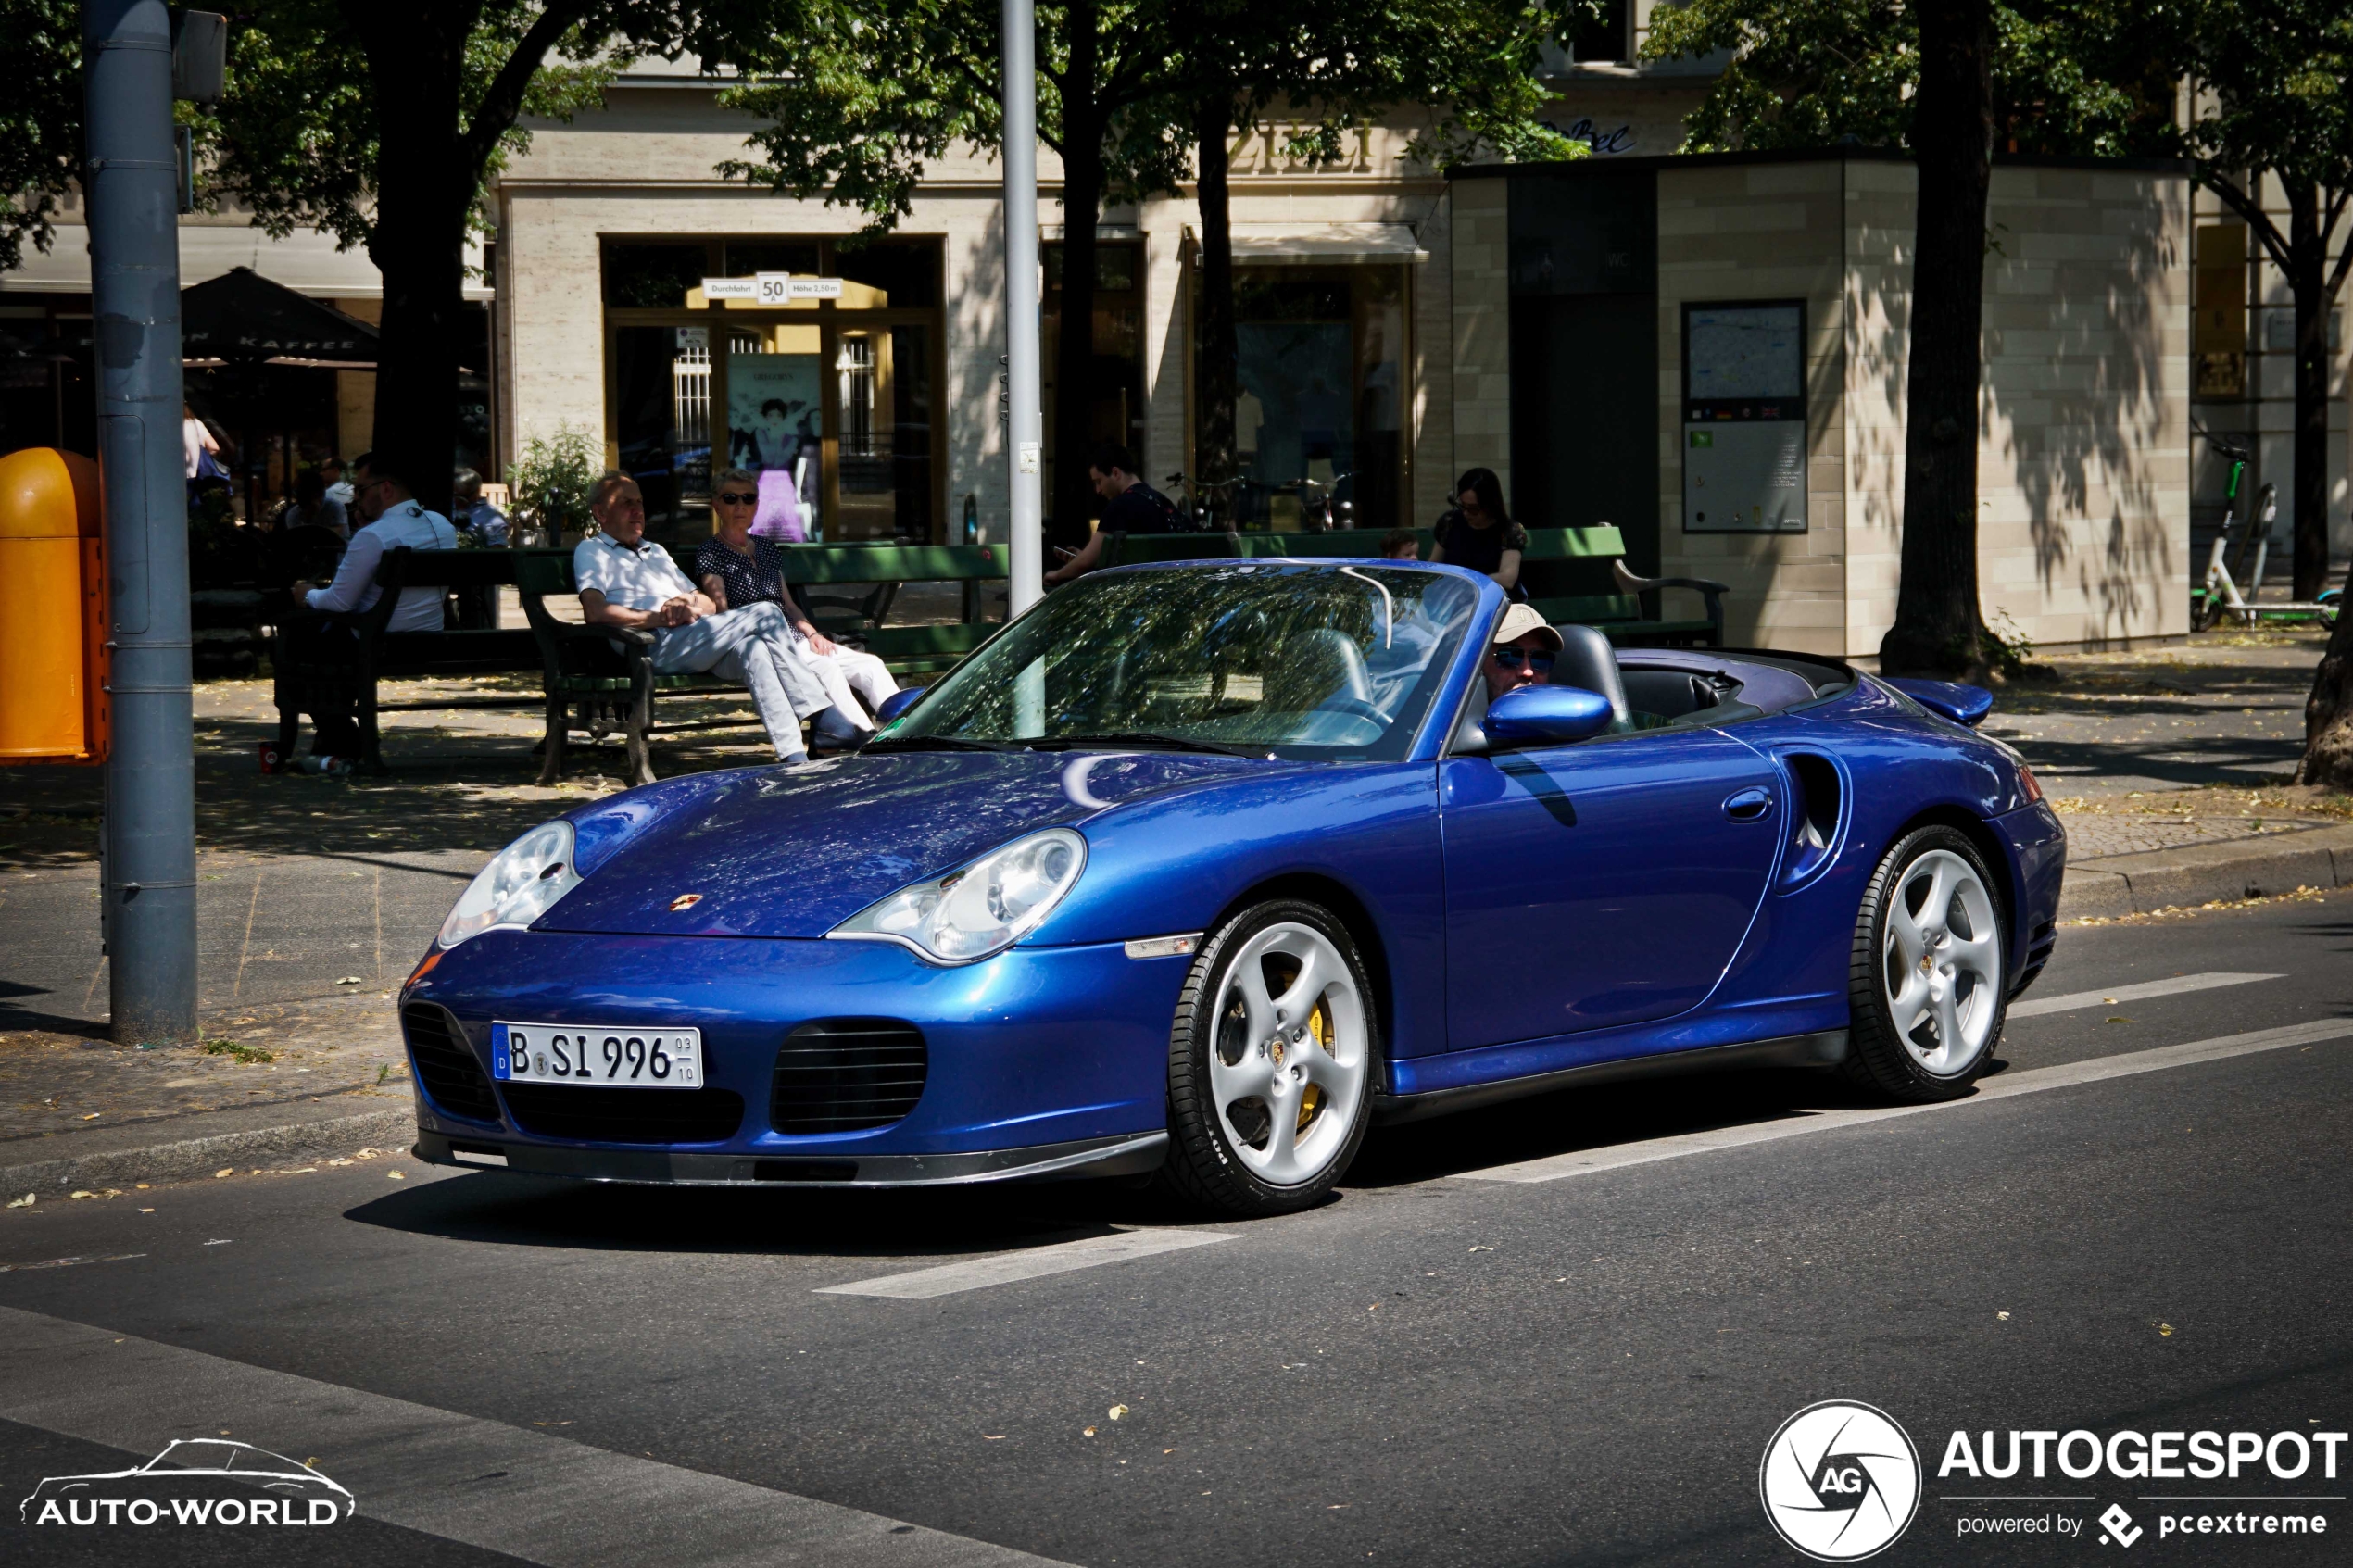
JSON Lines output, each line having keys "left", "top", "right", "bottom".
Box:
{"left": 1157, "top": 899, "right": 1378, "bottom": 1216}
{"left": 1843, "top": 826, "right": 2007, "bottom": 1102}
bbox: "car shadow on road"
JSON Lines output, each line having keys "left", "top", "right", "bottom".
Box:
{"left": 1344, "top": 1061, "right": 1994, "bottom": 1189}
{"left": 339, "top": 1163, "right": 1208, "bottom": 1260}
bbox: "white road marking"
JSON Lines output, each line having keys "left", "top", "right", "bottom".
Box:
{"left": 0, "top": 1253, "right": 145, "bottom": 1274}
{"left": 2007, "top": 971, "right": 2283, "bottom": 1018}
{"left": 0, "top": 1305, "right": 1073, "bottom": 1568}
{"left": 1453, "top": 1018, "right": 2353, "bottom": 1185}
{"left": 816, "top": 1227, "right": 1240, "bottom": 1299}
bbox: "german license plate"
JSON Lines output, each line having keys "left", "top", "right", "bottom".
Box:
{"left": 492, "top": 1022, "right": 703, "bottom": 1089}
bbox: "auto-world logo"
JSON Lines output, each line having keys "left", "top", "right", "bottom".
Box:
{"left": 20, "top": 1439, "right": 354, "bottom": 1528}
{"left": 1760, "top": 1400, "right": 1923, "bottom": 1561}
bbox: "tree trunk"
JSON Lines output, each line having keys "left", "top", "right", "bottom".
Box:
{"left": 1048, "top": 6, "right": 1102, "bottom": 555}
{"left": 2301, "top": 580, "right": 2353, "bottom": 787}
{"left": 2286, "top": 184, "right": 2332, "bottom": 601}
{"left": 356, "top": 15, "right": 467, "bottom": 517}
{"left": 1193, "top": 89, "right": 1239, "bottom": 514}
{"left": 1879, "top": 0, "right": 1995, "bottom": 680}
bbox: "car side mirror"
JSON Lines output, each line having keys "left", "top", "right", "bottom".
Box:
{"left": 1483, "top": 685, "right": 1615, "bottom": 746}
{"left": 874, "top": 686, "right": 925, "bottom": 726}
{"left": 1884, "top": 677, "right": 1994, "bottom": 728}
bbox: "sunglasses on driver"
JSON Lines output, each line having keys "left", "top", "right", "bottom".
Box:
{"left": 1490, "top": 646, "right": 1555, "bottom": 673}
{"left": 716, "top": 490, "right": 760, "bottom": 506}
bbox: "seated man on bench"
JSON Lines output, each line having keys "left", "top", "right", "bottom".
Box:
{"left": 283, "top": 448, "right": 457, "bottom": 757}
{"left": 574, "top": 473, "right": 861, "bottom": 764}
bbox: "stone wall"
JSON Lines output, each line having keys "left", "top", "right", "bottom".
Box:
{"left": 1655, "top": 158, "right": 1851, "bottom": 654}
{"left": 1448, "top": 180, "right": 1513, "bottom": 497}
{"left": 1639, "top": 152, "right": 2189, "bottom": 658}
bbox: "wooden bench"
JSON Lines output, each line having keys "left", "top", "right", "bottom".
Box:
{"left": 271, "top": 546, "right": 541, "bottom": 773}
{"left": 777, "top": 542, "right": 1008, "bottom": 674}
{"left": 514, "top": 548, "right": 777, "bottom": 787}
{"left": 1097, "top": 525, "right": 1726, "bottom": 646}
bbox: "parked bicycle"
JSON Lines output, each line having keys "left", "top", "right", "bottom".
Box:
{"left": 1162, "top": 470, "right": 1255, "bottom": 533}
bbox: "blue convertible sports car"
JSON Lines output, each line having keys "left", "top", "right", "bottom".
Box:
{"left": 401, "top": 559, "right": 2066, "bottom": 1215}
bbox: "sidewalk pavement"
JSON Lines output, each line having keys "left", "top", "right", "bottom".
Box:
{"left": 2, "top": 627, "right": 2349, "bottom": 1197}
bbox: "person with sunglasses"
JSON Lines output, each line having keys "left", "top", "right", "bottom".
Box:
{"left": 694, "top": 468, "right": 900, "bottom": 746}
{"left": 1429, "top": 467, "right": 1528, "bottom": 597}
{"left": 1481, "top": 601, "right": 1562, "bottom": 703}
{"left": 575, "top": 473, "right": 834, "bottom": 764}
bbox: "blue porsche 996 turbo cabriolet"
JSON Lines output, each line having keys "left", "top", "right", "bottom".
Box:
{"left": 400, "top": 558, "right": 2064, "bottom": 1215}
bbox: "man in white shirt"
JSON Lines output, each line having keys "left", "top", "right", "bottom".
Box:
{"left": 574, "top": 474, "right": 842, "bottom": 765}
{"left": 281, "top": 450, "right": 459, "bottom": 756}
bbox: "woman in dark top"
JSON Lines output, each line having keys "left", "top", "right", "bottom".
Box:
{"left": 692, "top": 468, "right": 900, "bottom": 733}
{"left": 1429, "top": 467, "right": 1528, "bottom": 597}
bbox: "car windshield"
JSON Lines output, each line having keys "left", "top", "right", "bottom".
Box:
{"left": 879, "top": 563, "right": 1480, "bottom": 760}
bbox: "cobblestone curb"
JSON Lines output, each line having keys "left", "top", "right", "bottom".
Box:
{"left": 0, "top": 1098, "right": 415, "bottom": 1198}
{"left": 2058, "top": 823, "right": 2353, "bottom": 921}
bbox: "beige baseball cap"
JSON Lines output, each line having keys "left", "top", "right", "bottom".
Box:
{"left": 1490, "top": 601, "right": 1564, "bottom": 651}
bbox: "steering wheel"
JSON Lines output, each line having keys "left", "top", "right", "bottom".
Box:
{"left": 1316, "top": 696, "right": 1384, "bottom": 723}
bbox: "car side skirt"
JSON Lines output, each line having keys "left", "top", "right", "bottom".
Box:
{"left": 1374, "top": 1029, "right": 1851, "bottom": 1125}
{"left": 409, "top": 1129, "right": 1169, "bottom": 1188}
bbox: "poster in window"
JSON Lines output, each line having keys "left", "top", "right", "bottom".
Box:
{"left": 726, "top": 351, "right": 823, "bottom": 541}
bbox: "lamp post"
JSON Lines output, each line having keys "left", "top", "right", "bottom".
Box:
{"left": 84, "top": 0, "right": 198, "bottom": 1043}
{"left": 1001, "top": 0, "right": 1042, "bottom": 618}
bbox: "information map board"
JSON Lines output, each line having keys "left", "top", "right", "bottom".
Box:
{"left": 1682, "top": 302, "right": 1806, "bottom": 533}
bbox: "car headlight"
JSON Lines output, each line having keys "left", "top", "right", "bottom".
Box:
{"left": 437, "top": 821, "right": 582, "bottom": 949}
{"left": 829, "top": 828, "right": 1087, "bottom": 964}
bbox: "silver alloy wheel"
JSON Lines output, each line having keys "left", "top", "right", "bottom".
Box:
{"left": 1206, "top": 921, "right": 1369, "bottom": 1186}
{"left": 1881, "top": 847, "right": 2004, "bottom": 1076}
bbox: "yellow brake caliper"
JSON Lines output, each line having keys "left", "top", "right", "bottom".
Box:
{"left": 1298, "top": 998, "right": 1332, "bottom": 1131}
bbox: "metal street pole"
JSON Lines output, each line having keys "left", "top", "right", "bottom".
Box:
{"left": 84, "top": 0, "right": 198, "bottom": 1043}
{"left": 1001, "top": 0, "right": 1043, "bottom": 618}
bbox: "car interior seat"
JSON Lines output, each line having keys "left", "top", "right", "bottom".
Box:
{"left": 1548, "top": 622, "right": 1630, "bottom": 727}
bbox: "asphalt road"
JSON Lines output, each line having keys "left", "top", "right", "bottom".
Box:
{"left": 3, "top": 897, "right": 2350, "bottom": 1567}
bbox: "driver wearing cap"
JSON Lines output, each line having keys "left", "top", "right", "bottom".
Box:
{"left": 1483, "top": 601, "right": 1565, "bottom": 701}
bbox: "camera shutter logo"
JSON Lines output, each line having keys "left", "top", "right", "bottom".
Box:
{"left": 1758, "top": 1400, "right": 1922, "bottom": 1561}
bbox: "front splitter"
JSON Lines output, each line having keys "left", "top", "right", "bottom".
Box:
{"left": 410, "top": 1128, "right": 1169, "bottom": 1187}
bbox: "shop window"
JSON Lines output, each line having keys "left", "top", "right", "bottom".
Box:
{"left": 830, "top": 323, "right": 934, "bottom": 541}
{"left": 1568, "top": 0, "right": 1629, "bottom": 63}
{"left": 724, "top": 241, "right": 822, "bottom": 279}
{"left": 1042, "top": 241, "right": 1146, "bottom": 525}
{"left": 725, "top": 322, "right": 825, "bottom": 539}
{"left": 836, "top": 240, "right": 942, "bottom": 309}
{"left": 1216, "top": 264, "right": 1407, "bottom": 533}
{"left": 612, "top": 325, "right": 719, "bottom": 532}
{"left": 603, "top": 243, "right": 710, "bottom": 308}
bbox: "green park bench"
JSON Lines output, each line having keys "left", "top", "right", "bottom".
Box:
{"left": 776, "top": 541, "right": 1007, "bottom": 674}
{"left": 271, "top": 546, "right": 541, "bottom": 774}
{"left": 514, "top": 548, "right": 770, "bottom": 787}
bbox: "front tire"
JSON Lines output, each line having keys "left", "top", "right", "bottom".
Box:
{"left": 1159, "top": 899, "right": 1378, "bottom": 1216}
{"left": 1843, "top": 826, "right": 2008, "bottom": 1101}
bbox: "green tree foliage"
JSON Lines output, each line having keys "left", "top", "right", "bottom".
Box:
{"left": 1642, "top": 0, "right": 2176, "bottom": 678}
{"left": 0, "top": 0, "right": 87, "bottom": 273}
{"left": 1643, "top": 0, "right": 2176, "bottom": 156}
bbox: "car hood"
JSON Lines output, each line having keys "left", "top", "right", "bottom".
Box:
{"left": 539, "top": 749, "right": 1270, "bottom": 939}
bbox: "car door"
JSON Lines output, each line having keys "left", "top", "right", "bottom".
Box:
{"left": 1441, "top": 724, "right": 1781, "bottom": 1049}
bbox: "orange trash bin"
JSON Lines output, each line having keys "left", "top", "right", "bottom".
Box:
{"left": 0, "top": 447, "right": 109, "bottom": 764}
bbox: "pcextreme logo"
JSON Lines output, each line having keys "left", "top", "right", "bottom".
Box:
{"left": 1759, "top": 1400, "right": 1924, "bottom": 1562}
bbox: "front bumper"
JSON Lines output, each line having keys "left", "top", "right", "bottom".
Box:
{"left": 412, "top": 1127, "right": 1169, "bottom": 1187}
{"left": 400, "top": 928, "right": 1188, "bottom": 1168}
